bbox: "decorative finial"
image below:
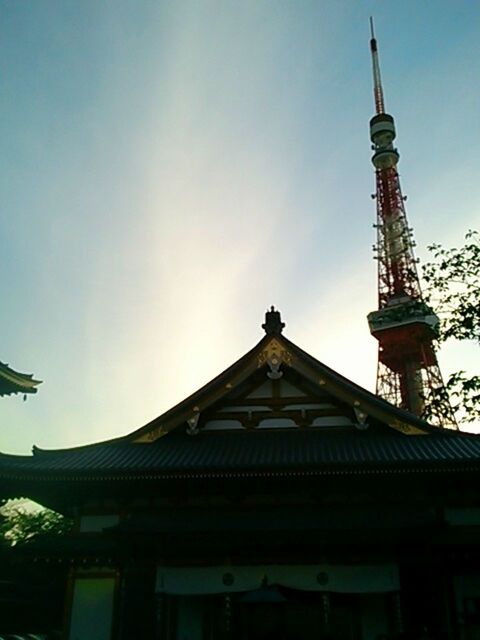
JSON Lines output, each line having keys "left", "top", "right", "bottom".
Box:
{"left": 262, "top": 306, "right": 285, "bottom": 335}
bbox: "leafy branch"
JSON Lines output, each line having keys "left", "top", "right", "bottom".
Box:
{"left": 422, "top": 230, "right": 480, "bottom": 424}
{"left": 0, "top": 499, "right": 72, "bottom": 547}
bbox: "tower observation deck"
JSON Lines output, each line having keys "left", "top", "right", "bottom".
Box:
{"left": 366, "top": 19, "right": 457, "bottom": 428}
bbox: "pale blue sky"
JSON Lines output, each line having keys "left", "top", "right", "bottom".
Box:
{"left": 1, "top": 1, "right": 479, "bottom": 454}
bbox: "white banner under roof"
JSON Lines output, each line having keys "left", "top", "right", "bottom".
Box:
{"left": 156, "top": 564, "right": 399, "bottom": 595}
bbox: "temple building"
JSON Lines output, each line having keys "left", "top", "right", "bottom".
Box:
{"left": 1, "top": 308, "right": 480, "bottom": 639}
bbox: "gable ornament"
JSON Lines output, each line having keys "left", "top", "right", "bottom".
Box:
{"left": 186, "top": 407, "right": 201, "bottom": 436}
{"left": 257, "top": 337, "right": 293, "bottom": 379}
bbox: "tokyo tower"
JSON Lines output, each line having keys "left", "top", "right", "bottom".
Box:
{"left": 366, "top": 19, "right": 457, "bottom": 429}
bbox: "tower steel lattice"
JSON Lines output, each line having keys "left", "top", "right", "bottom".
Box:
{"left": 366, "top": 19, "right": 457, "bottom": 428}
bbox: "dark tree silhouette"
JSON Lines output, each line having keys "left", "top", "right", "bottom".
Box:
{"left": 423, "top": 230, "right": 480, "bottom": 423}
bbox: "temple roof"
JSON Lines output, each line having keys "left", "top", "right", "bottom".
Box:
{"left": 1, "top": 429, "right": 480, "bottom": 482}
{"left": 0, "top": 361, "right": 42, "bottom": 397}
{"left": 0, "top": 309, "right": 478, "bottom": 485}
{"left": 123, "top": 310, "right": 436, "bottom": 444}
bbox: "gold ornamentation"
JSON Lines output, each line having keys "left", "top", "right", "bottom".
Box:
{"left": 257, "top": 338, "right": 293, "bottom": 368}
{"left": 187, "top": 412, "right": 200, "bottom": 436}
{"left": 391, "top": 421, "right": 412, "bottom": 434}
{"left": 147, "top": 425, "right": 166, "bottom": 441}
{"left": 389, "top": 420, "right": 427, "bottom": 435}
{"left": 135, "top": 424, "right": 166, "bottom": 443}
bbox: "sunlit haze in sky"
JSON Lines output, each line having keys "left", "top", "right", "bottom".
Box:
{"left": 1, "top": 1, "right": 479, "bottom": 454}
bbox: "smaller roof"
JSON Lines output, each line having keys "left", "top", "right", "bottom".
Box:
{"left": 0, "top": 361, "right": 42, "bottom": 397}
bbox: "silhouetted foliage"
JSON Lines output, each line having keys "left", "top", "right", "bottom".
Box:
{"left": 0, "top": 500, "right": 72, "bottom": 547}
{"left": 423, "top": 230, "right": 480, "bottom": 423}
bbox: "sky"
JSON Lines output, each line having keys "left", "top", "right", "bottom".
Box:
{"left": 1, "top": 1, "right": 479, "bottom": 455}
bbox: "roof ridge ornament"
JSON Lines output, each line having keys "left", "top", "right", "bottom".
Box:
{"left": 262, "top": 306, "right": 285, "bottom": 335}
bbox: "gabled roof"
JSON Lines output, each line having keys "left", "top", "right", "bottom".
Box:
{"left": 126, "top": 310, "right": 435, "bottom": 443}
{"left": 0, "top": 361, "right": 42, "bottom": 397}
{"left": 1, "top": 309, "right": 478, "bottom": 486}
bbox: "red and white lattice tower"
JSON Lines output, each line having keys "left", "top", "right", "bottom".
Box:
{"left": 366, "top": 19, "right": 457, "bottom": 428}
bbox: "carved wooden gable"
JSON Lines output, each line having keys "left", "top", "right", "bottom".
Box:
{"left": 199, "top": 368, "right": 355, "bottom": 432}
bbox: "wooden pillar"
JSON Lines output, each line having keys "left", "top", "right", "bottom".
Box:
{"left": 390, "top": 591, "right": 404, "bottom": 635}
{"left": 321, "top": 592, "right": 331, "bottom": 633}
{"left": 400, "top": 553, "right": 455, "bottom": 640}
{"left": 117, "top": 563, "right": 156, "bottom": 640}
{"left": 154, "top": 593, "right": 164, "bottom": 640}
{"left": 224, "top": 594, "right": 233, "bottom": 637}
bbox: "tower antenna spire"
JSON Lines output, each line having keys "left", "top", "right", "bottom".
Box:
{"left": 369, "top": 17, "right": 385, "bottom": 114}
{"left": 366, "top": 22, "right": 457, "bottom": 428}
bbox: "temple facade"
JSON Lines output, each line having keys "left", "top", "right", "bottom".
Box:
{"left": 1, "top": 309, "right": 480, "bottom": 640}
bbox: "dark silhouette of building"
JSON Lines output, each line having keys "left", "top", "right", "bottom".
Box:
{"left": 1, "top": 309, "right": 480, "bottom": 639}
{"left": 0, "top": 361, "right": 41, "bottom": 398}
